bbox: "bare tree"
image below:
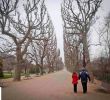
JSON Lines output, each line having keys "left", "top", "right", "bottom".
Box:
{"left": 63, "top": 27, "right": 82, "bottom": 71}
{"left": 46, "top": 35, "right": 57, "bottom": 72}
{"left": 27, "top": 12, "right": 62, "bottom": 74}
{"left": 99, "top": 13, "right": 110, "bottom": 60}
{"left": 0, "top": 0, "right": 18, "bottom": 79}
{"left": 55, "top": 49, "right": 64, "bottom": 71}
{"left": 0, "top": 0, "right": 47, "bottom": 81}
{"left": 61, "top": 0, "right": 102, "bottom": 70}
{"left": 96, "top": 12, "right": 110, "bottom": 82}
{"left": 26, "top": 12, "right": 57, "bottom": 74}
{"left": 29, "top": 37, "right": 48, "bottom": 75}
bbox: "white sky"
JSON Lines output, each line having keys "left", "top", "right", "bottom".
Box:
{"left": 45, "top": 0, "right": 64, "bottom": 61}
{"left": 45, "top": 0, "right": 110, "bottom": 61}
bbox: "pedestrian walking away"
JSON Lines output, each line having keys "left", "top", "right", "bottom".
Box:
{"left": 79, "top": 68, "right": 91, "bottom": 93}
{"left": 72, "top": 71, "right": 78, "bottom": 93}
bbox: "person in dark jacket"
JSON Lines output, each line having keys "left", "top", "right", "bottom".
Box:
{"left": 72, "top": 72, "right": 78, "bottom": 93}
{"left": 79, "top": 68, "right": 91, "bottom": 93}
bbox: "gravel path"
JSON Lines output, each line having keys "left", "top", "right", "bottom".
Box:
{"left": 2, "top": 69, "right": 110, "bottom": 100}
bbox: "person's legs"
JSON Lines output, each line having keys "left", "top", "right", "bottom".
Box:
{"left": 84, "top": 82, "right": 87, "bottom": 93}
{"left": 82, "top": 82, "right": 87, "bottom": 93}
{"left": 81, "top": 82, "right": 84, "bottom": 93}
{"left": 74, "top": 84, "right": 77, "bottom": 93}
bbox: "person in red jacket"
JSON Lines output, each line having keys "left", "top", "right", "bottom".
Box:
{"left": 72, "top": 72, "right": 78, "bottom": 93}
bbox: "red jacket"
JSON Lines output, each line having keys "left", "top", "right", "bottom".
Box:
{"left": 72, "top": 72, "right": 78, "bottom": 84}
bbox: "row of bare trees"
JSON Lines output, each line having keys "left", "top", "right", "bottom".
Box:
{"left": 0, "top": 0, "right": 63, "bottom": 81}
{"left": 92, "top": 12, "right": 110, "bottom": 83}
{"left": 99, "top": 13, "right": 110, "bottom": 61}
{"left": 61, "top": 0, "right": 102, "bottom": 72}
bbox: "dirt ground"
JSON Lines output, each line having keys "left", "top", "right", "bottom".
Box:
{"left": 2, "top": 69, "right": 110, "bottom": 100}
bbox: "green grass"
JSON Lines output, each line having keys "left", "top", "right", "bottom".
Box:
{"left": 1, "top": 72, "right": 13, "bottom": 79}
{"left": 1, "top": 72, "right": 35, "bottom": 79}
{"left": 1, "top": 72, "right": 30, "bottom": 79}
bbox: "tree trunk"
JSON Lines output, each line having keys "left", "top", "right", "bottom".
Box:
{"left": 14, "top": 65, "right": 21, "bottom": 81}
{"left": 48, "top": 66, "right": 52, "bottom": 73}
{"left": 48, "top": 63, "right": 52, "bottom": 73}
{"left": 0, "top": 59, "right": 4, "bottom": 78}
{"left": 55, "top": 62, "right": 58, "bottom": 71}
{"left": 74, "top": 46, "right": 79, "bottom": 71}
{"left": 40, "top": 59, "right": 44, "bottom": 75}
{"left": 83, "top": 47, "right": 86, "bottom": 68}
{"left": 82, "top": 33, "right": 90, "bottom": 67}
{"left": 51, "top": 63, "right": 54, "bottom": 72}
{"left": 0, "top": 68, "right": 3, "bottom": 78}
{"left": 13, "top": 46, "right": 22, "bottom": 81}
{"left": 24, "top": 66, "right": 27, "bottom": 75}
{"left": 82, "top": 33, "right": 95, "bottom": 83}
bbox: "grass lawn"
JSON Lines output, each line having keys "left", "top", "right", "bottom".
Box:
{"left": 1, "top": 72, "right": 31, "bottom": 79}
{"left": 1, "top": 72, "right": 13, "bottom": 79}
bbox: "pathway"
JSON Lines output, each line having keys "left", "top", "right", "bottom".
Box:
{"left": 2, "top": 69, "right": 110, "bottom": 100}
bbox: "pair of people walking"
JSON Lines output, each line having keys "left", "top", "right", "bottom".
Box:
{"left": 72, "top": 68, "right": 91, "bottom": 93}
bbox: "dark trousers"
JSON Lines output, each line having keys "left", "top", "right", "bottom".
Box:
{"left": 73, "top": 84, "right": 77, "bottom": 93}
{"left": 81, "top": 82, "right": 87, "bottom": 93}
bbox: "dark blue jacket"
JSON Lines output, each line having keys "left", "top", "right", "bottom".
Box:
{"left": 79, "top": 70, "right": 91, "bottom": 82}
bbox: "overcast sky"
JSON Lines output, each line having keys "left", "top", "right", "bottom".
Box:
{"left": 45, "top": 0, "right": 110, "bottom": 61}
{"left": 45, "top": 0, "right": 64, "bottom": 61}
